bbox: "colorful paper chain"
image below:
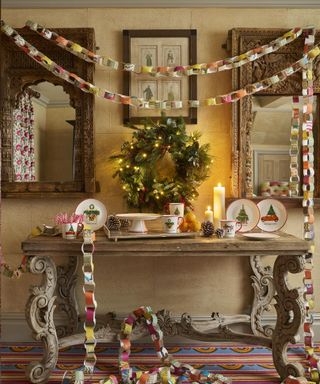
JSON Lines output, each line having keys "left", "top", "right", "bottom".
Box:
{"left": 289, "top": 96, "right": 300, "bottom": 197}
{"left": 0, "top": 255, "right": 28, "bottom": 279}
{"left": 1, "top": 21, "right": 320, "bottom": 110}
{"left": 301, "top": 27, "right": 319, "bottom": 384}
{"left": 64, "top": 305, "right": 231, "bottom": 384}
{"left": 25, "top": 20, "right": 303, "bottom": 77}
{"left": 82, "top": 227, "right": 97, "bottom": 375}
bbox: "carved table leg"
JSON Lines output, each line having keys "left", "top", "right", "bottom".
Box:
{"left": 250, "top": 255, "right": 275, "bottom": 337}
{"left": 25, "top": 256, "right": 58, "bottom": 384}
{"left": 56, "top": 256, "right": 79, "bottom": 337}
{"left": 272, "top": 254, "right": 305, "bottom": 380}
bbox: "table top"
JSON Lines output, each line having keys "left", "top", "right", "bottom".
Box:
{"left": 22, "top": 231, "right": 309, "bottom": 257}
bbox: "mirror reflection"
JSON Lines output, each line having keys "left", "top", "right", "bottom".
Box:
{"left": 251, "top": 96, "right": 317, "bottom": 197}
{"left": 13, "top": 81, "right": 75, "bottom": 182}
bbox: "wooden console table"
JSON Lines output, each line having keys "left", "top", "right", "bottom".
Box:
{"left": 22, "top": 232, "right": 309, "bottom": 383}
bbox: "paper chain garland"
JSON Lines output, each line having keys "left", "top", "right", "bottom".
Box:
{"left": 0, "top": 255, "right": 28, "bottom": 279}
{"left": 289, "top": 96, "right": 300, "bottom": 197}
{"left": 64, "top": 305, "right": 231, "bottom": 384}
{"left": 1, "top": 21, "right": 320, "bottom": 110}
{"left": 301, "top": 28, "right": 320, "bottom": 384}
{"left": 25, "top": 20, "right": 303, "bottom": 77}
{"left": 82, "top": 227, "right": 97, "bottom": 375}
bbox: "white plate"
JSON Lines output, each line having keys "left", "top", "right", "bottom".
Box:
{"left": 226, "top": 199, "right": 260, "bottom": 232}
{"left": 75, "top": 199, "right": 107, "bottom": 231}
{"left": 242, "top": 233, "right": 280, "bottom": 240}
{"left": 257, "top": 199, "right": 287, "bottom": 232}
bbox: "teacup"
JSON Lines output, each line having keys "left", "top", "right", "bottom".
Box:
{"left": 220, "top": 219, "right": 242, "bottom": 238}
{"left": 169, "top": 203, "right": 185, "bottom": 217}
{"left": 61, "top": 222, "right": 84, "bottom": 240}
{"left": 162, "top": 215, "right": 184, "bottom": 233}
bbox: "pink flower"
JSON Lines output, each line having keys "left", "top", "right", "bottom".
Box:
{"left": 16, "top": 144, "right": 21, "bottom": 150}
{"left": 17, "top": 159, "right": 22, "bottom": 165}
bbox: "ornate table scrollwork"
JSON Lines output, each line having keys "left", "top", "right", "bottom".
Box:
{"left": 25, "top": 256, "right": 59, "bottom": 384}
{"left": 272, "top": 254, "right": 306, "bottom": 380}
{"left": 250, "top": 255, "right": 275, "bottom": 337}
{"left": 56, "top": 256, "right": 79, "bottom": 338}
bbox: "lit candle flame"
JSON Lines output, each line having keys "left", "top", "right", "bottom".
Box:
{"left": 217, "top": 182, "right": 222, "bottom": 187}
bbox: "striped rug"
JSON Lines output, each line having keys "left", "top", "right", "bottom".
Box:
{"left": 1, "top": 342, "right": 318, "bottom": 383}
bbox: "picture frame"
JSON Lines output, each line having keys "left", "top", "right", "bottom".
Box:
{"left": 123, "top": 29, "right": 197, "bottom": 124}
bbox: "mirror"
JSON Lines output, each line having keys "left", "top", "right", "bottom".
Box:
{"left": 1, "top": 27, "right": 96, "bottom": 197}
{"left": 230, "top": 28, "right": 320, "bottom": 205}
{"left": 251, "top": 96, "right": 318, "bottom": 197}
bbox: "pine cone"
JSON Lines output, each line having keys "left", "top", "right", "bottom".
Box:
{"left": 106, "top": 215, "right": 121, "bottom": 231}
{"left": 119, "top": 218, "right": 130, "bottom": 229}
{"left": 201, "top": 221, "right": 214, "bottom": 237}
{"left": 215, "top": 228, "right": 225, "bottom": 239}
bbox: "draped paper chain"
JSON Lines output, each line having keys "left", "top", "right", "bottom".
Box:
{"left": 25, "top": 20, "right": 303, "bottom": 77}
{"left": 1, "top": 21, "right": 320, "bottom": 110}
{"left": 301, "top": 27, "right": 320, "bottom": 384}
{"left": 289, "top": 96, "right": 301, "bottom": 197}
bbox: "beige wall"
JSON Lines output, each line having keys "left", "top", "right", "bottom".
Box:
{"left": 1, "top": 8, "right": 320, "bottom": 319}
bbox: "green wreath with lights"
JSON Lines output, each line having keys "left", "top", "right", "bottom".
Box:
{"left": 111, "top": 114, "right": 212, "bottom": 212}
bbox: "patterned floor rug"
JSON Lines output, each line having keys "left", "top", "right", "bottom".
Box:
{"left": 1, "top": 342, "right": 317, "bottom": 383}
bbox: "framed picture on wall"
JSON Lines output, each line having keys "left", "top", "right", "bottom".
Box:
{"left": 123, "top": 29, "right": 197, "bottom": 124}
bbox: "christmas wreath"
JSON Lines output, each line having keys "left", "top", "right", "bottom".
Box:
{"left": 111, "top": 114, "right": 212, "bottom": 212}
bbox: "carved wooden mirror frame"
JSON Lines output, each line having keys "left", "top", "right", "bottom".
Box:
{"left": 230, "top": 28, "right": 320, "bottom": 206}
{"left": 0, "top": 27, "right": 95, "bottom": 197}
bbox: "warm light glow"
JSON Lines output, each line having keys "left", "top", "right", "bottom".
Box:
{"left": 207, "top": 206, "right": 211, "bottom": 211}
{"left": 217, "top": 183, "right": 222, "bottom": 187}
{"left": 143, "top": 153, "right": 147, "bottom": 158}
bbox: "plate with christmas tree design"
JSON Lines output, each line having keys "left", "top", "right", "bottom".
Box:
{"left": 226, "top": 199, "right": 260, "bottom": 233}
{"left": 257, "top": 198, "right": 287, "bottom": 232}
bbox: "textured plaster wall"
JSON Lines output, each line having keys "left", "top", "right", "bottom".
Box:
{"left": 1, "top": 8, "right": 320, "bottom": 319}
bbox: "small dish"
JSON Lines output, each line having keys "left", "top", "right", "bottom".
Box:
{"left": 242, "top": 233, "right": 280, "bottom": 240}
{"left": 226, "top": 199, "right": 260, "bottom": 232}
{"left": 75, "top": 199, "right": 107, "bottom": 231}
{"left": 257, "top": 199, "right": 287, "bottom": 232}
{"left": 116, "top": 213, "right": 161, "bottom": 233}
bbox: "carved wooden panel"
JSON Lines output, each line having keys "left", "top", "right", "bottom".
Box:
{"left": 230, "top": 28, "right": 320, "bottom": 200}
{"left": 0, "top": 27, "right": 96, "bottom": 197}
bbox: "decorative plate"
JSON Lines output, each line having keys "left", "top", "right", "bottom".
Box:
{"left": 242, "top": 233, "right": 280, "bottom": 240}
{"left": 226, "top": 199, "right": 260, "bottom": 233}
{"left": 257, "top": 199, "right": 287, "bottom": 232}
{"left": 75, "top": 199, "right": 107, "bottom": 231}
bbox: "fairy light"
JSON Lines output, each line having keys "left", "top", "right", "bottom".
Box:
{"left": 120, "top": 167, "right": 123, "bottom": 171}
{"left": 126, "top": 165, "right": 130, "bottom": 168}
{"left": 154, "top": 143, "right": 159, "bottom": 148}
{"left": 142, "top": 153, "right": 147, "bottom": 158}
{"left": 119, "top": 159, "right": 123, "bottom": 163}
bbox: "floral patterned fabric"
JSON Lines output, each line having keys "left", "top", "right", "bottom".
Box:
{"left": 13, "top": 91, "right": 36, "bottom": 181}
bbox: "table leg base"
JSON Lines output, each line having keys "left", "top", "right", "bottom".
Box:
{"left": 25, "top": 256, "right": 58, "bottom": 384}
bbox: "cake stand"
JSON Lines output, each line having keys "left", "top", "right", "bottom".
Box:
{"left": 116, "top": 213, "right": 161, "bottom": 233}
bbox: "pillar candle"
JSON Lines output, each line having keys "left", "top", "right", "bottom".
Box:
{"left": 204, "top": 206, "right": 213, "bottom": 223}
{"left": 213, "top": 183, "right": 225, "bottom": 228}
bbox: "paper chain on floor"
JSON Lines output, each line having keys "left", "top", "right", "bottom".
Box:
{"left": 1, "top": 21, "right": 320, "bottom": 110}
{"left": 25, "top": 20, "right": 303, "bottom": 77}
